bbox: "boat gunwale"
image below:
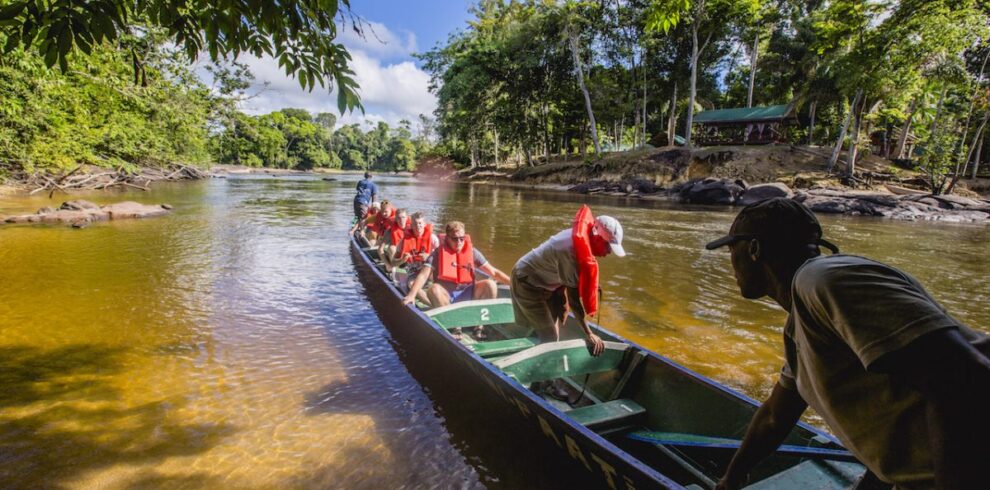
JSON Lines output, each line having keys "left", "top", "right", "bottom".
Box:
{"left": 348, "top": 231, "right": 851, "bottom": 487}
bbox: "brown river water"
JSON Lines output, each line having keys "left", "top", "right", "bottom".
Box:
{"left": 1, "top": 175, "right": 988, "bottom": 489}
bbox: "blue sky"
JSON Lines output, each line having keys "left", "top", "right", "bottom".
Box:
{"left": 231, "top": 0, "right": 474, "bottom": 128}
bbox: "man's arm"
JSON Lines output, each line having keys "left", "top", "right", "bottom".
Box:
{"left": 870, "top": 328, "right": 990, "bottom": 489}
{"left": 717, "top": 382, "right": 808, "bottom": 490}
{"left": 478, "top": 262, "right": 510, "bottom": 284}
{"left": 402, "top": 265, "right": 432, "bottom": 305}
{"left": 564, "top": 286, "right": 604, "bottom": 356}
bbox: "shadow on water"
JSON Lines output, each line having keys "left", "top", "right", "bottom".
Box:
{"left": 0, "top": 344, "right": 236, "bottom": 489}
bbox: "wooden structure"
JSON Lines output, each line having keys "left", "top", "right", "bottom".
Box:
{"left": 693, "top": 104, "right": 795, "bottom": 145}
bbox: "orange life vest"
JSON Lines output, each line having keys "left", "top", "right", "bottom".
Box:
{"left": 401, "top": 224, "right": 434, "bottom": 262}
{"left": 389, "top": 216, "right": 409, "bottom": 245}
{"left": 363, "top": 206, "right": 379, "bottom": 231}
{"left": 436, "top": 234, "right": 475, "bottom": 285}
{"left": 572, "top": 205, "right": 599, "bottom": 316}
{"left": 370, "top": 207, "right": 394, "bottom": 234}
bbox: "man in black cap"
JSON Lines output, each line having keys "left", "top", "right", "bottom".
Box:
{"left": 353, "top": 171, "right": 378, "bottom": 221}
{"left": 706, "top": 197, "right": 989, "bottom": 490}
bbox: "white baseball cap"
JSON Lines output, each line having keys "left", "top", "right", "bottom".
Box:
{"left": 593, "top": 215, "right": 626, "bottom": 257}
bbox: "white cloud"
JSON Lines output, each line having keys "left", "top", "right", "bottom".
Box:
{"left": 197, "top": 19, "right": 434, "bottom": 128}
{"left": 338, "top": 20, "right": 417, "bottom": 59}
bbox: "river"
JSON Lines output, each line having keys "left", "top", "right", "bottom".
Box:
{"left": 1, "top": 175, "right": 988, "bottom": 488}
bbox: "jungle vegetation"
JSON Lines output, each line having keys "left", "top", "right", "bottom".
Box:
{"left": 423, "top": 0, "right": 990, "bottom": 193}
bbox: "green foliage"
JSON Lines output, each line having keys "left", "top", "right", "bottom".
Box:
{"left": 216, "top": 114, "right": 428, "bottom": 171}
{"left": 0, "top": 0, "right": 362, "bottom": 113}
{"left": 0, "top": 33, "right": 212, "bottom": 173}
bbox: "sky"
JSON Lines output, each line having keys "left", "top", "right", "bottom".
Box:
{"left": 230, "top": 0, "right": 475, "bottom": 129}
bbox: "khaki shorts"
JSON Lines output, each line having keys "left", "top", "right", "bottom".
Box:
{"left": 510, "top": 269, "right": 567, "bottom": 335}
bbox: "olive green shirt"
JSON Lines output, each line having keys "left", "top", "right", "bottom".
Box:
{"left": 779, "top": 254, "right": 990, "bottom": 489}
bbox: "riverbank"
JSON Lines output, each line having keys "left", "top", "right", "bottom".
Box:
{"left": 1, "top": 164, "right": 209, "bottom": 196}
{"left": 457, "top": 146, "right": 990, "bottom": 223}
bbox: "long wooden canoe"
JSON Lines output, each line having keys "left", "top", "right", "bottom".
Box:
{"left": 349, "top": 233, "right": 867, "bottom": 489}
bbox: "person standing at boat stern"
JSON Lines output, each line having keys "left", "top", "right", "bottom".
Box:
{"left": 353, "top": 171, "right": 378, "bottom": 221}
{"left": 706, "top": 197, "right": 990, "bottom": 490}
{"left": 402, "top": 221, "right": 510, "bottom": 310}
{"left": 511, "top": 205, "right": 626, "bottom": 358}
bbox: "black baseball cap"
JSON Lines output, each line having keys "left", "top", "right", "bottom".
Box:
{"left": 364, "top": 171, "right": 372, "bottom": 178}
{"left": 706, "top": 197, "right": 839, "bottom": 253}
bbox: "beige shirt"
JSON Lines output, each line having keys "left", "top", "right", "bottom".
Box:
{"left": 779, "top": 255, "right": 990, "bottom": 489}
{"left": 512, "top": 229, "right": 580, "bottom": 290}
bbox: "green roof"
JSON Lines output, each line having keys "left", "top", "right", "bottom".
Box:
{"left": 693, "top": 104, "right": 792, "bottom": 124}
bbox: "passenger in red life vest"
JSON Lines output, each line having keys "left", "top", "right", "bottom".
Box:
{"left": 380, "top": 208, "right": 410, "bottom": 272}
{"left": 393, "top": 212, "right": 440, "bottom": 303}
{"left": 349, "top": 201, "right": 381, "bottom": 243}
{"left": 511, "top": 206, "right": 625, "bottom": 361}
{"left": 366, "top": 200, "right": 395, "bottom": 246}
{"left": 403, "top": 221, "right": 510, "bottom": 317}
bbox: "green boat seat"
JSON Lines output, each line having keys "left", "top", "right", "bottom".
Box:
{"left": 566, "top": 398, "right": 646, "bottom": 430}
{"left": 493, "top": 339, "right": 629, "bottom": 385}
{"left": 468, "top": 337, "right": 537, "bottom": 358}
{"left": 426, "top": 299, "right": 515, "bottom": 329}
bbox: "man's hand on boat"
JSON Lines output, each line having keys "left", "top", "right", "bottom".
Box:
{"left": 401, "top": 293, "right": 416, "bottom": 305}
{"left": 586, "top": 333, "right": 605, "bottom": 356}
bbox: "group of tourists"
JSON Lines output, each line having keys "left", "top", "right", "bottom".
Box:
{"left": 350, "top": 173, "right": 512, "bottom": 339}
{"left": 351, "top": 173, "right": 989, "bottom": 490}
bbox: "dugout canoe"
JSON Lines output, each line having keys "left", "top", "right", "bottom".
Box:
{"left": 349, "top": 232, "right": 868, "bottom": 489}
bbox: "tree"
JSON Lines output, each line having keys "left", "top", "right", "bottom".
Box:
{"left": 0, "top": 0, "right": 362, "bottom": 112}
{"left": 646, "top": 0, "right": 753, "bottom": 147}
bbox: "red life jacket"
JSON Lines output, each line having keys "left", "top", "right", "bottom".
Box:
{"left": 389, "top": 216, "right": 409, "bottom": 245}
{"left": 370, "top": 207, "right": 394, "bottom": 234}
{"left": 572, "top": 205, "right": 599, "bottom": 316}
{"left": 401, "top": 224, "right": 434, "bottom": 262}
{"left": 436, "top": 234, "right": 475, "bottom": 285}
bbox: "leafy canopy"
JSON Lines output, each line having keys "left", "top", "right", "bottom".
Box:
{"left": 0, "top": 0, "right": 362, "bottom": 113}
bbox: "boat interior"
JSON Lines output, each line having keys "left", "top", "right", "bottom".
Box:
{"left": 357, "top": 238, "right": 866, "bottom": 489}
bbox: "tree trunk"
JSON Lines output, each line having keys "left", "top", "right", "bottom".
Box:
{"left": 827, "top": 89, "right": 862, "bottom": 173}
{"left": 972, "top": 132, "right": 984, "bottom": 179}
{"left": 686, "top": 18, "right": 700, "bottom": 148}
{"left": 894, "top": 99, "right": 917, "bottom": 159}
{"left": 947, "top": 111, "right": 989, "bottom": 193}
{"left": 667, "top": 84, "right": 678, "bottom": 146}
{"left": 808, "top": 100, "right": 817, "bottom": 145}
{"left": 642, "top": 59, "right": 648, "bottom": 146}
{"left": 930, "top": 87, "right": 948, "bottom": 138}
{"left": 567, "top": 26, "right": 600, "bottom": 155}
{"left": 747, "top": 31, "right": 759, "bottom": 108}
{"left": 493, "top": 127, "right": 500, "bottom": 168}
{"left": 845, "top": 96, "right": 864, "bottom": 177}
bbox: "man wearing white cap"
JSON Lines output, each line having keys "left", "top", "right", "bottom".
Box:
{"left": 510, "top": 205, "right": 625, "bottom": 371}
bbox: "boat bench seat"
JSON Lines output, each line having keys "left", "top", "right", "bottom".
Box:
{"left": 493, "top": 339, "right": 629, "bottom": 386}
{"left": 425, "top": 299, "right": 515, "bottom": 329}
{"left": 566, "top": 399, "right": 646, "bottom": 430}
{"left": 468, "top": 337, "right": 537, "bottom": 358}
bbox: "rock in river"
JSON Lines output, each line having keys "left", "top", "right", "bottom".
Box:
{"left": 3, "top": 200, "right": 171, "bottom": 227}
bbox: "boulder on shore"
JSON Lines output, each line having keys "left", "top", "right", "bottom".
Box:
{"left": 3, "top": 200, "right": 171, "bottom": 227}
{"left": 737, "top": 183, "right": 793, "bottom": 206}
{"left": 674, "top": 178, "right": 747, "bottom": 205}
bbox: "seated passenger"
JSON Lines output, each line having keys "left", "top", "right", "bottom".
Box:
{"left": 402, "top": 221, "right": 511, "bottom": 335}
{"left": 380, "top": 208, "right": 410, "bottom": 272}
{"left": 394, "top": 212, "right": 439, "bottom": 303}
{"left": 367, "top": 200, "right": 395, "bottom": 246}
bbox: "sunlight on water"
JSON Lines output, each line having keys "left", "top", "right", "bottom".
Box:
{"left": 1, "top": 176, "right": 988, "bottom": 488}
